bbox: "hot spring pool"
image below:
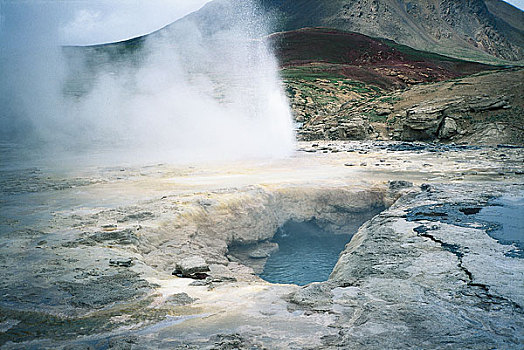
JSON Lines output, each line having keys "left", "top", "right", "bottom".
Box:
{"left": 258, "top": 220, "right": 353, "bottom": 286}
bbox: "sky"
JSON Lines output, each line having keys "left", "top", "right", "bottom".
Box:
{"left": 0, "top": 0, "right": 211, "bottom": 47}
{"left": 504, "top": 0, "right": 524, "bottom": 10}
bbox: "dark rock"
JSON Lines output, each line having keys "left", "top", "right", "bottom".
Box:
{"left": 413, "top": 225, "right": 430, "bottom": 234}
{"left": 211, "top": 276, "right": 237, "bottom": 283}
{"left": 63, "top": 229, "right": 139, "bottom": 248}
{"left": 189, "top": 279, "right": 211, "bottom": 286}
{"left": 57, "top": 271, "right": 152, "bottom": 309}
{"left": 388, "top": 180, "right": 413, "bottom": 190}
{"left": 109, "top": 258, "right": 133, "bottom": 267}
{"left": 106, "top": 335, "right": 138, "bottom": 350}
{"left": 459, "top": 207, "right": 482, "bottom": 215}
{"left": 421, "top": 183, "right": 432, "bottom": 192}
{"left": 210, "top": 333, "right": 256, "bottom": 350}
{"left": 63, "top": 345, "right": 95, "bottom": 350}
{"left": 117, "top": 211, "right": 154, "bottom": 223}
{"left": 101, "top": 224, "right": 118, "bottom": 231}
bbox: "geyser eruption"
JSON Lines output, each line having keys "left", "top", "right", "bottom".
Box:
{"left": 0, "top": 0, "right": 295, "bottom": 166}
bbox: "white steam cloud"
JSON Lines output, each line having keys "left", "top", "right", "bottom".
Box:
{"left": 0, "top": 0, "right": 295, "bottom": 166}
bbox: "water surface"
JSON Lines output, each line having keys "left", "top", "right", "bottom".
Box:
{"left": 477, "top": 195, "right": 524, "bottom": 258}
{"left": 259, "top": 221, "right": 352, "bottom": 286}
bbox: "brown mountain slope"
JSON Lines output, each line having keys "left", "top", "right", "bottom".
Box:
{"left": 261, "top": 0, "right": 524, "bottom": 63}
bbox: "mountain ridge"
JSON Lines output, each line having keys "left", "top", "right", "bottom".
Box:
{"left": 259, "top": 0, "right": 524, "bottom": 63}
{"left": 71, "top": 0, "right": 524, "bottom": 65}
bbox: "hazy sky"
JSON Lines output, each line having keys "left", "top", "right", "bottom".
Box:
{"left": 0, "top": 0, "right": 211, "bottom": 47}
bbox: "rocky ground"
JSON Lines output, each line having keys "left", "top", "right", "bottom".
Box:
{"left": 290, "top": 68, "right": 524, "bottom": 145}
{"left": 0, "top": 141, "right": 522, "bottom": 349}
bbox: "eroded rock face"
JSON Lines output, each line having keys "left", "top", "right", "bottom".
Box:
{"left": 143, "top": 185, "right": 389, "bottom": 279}
{"left": 289, "top": 69, "right": 524, "bottom": 145}
{"left": 265, "top": 0, "right": 524, "bottom": 61}
{"left": 398, "top": 94, "right": 515, "bottom": 141}
{"left": 248, "top": 242, "right": 279, "bottom": 259}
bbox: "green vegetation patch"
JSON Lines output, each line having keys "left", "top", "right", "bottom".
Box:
{"left": 281, "top": 66, "right": 347, "bottom": 82}
{"left": 282, "top": 66, "right": 383, "bottom": 96}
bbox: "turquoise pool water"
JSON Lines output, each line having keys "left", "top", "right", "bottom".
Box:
{"left": 259, "top": 220, "right": 352, "bottom": 286}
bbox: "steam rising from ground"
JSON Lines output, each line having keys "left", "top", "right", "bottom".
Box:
{"left": 0, "top": 0, "right": 295, "bottom": 166}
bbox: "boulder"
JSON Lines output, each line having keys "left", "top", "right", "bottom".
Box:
{"left": 173, "top": 256, "right": 209, "bottom": 279}
{"left": 401, "top": 105, "right": 445, "bottom": 140}
{"left": 468, "top": 95, "right": 509, "bottom": 112}
{"left": 388, "top": 180, "right": 413, "bottom": 190}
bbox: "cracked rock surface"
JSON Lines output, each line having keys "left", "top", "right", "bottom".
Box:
{"left": 328, "top": 183, "right": 523, "bottom": 349}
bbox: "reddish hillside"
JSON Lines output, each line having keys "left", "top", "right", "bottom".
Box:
{"left": 270, "top": 28, "right": 498, "bottom": 90}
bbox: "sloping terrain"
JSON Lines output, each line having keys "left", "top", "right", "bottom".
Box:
{"left": 272, "top": 27, "right": 494, "bottom": 90}
{"left": 268, "top": 28, "right": 523, "bottom": 145}
{"left": 261, "top": 0, "right": 524, "bottom": 63}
